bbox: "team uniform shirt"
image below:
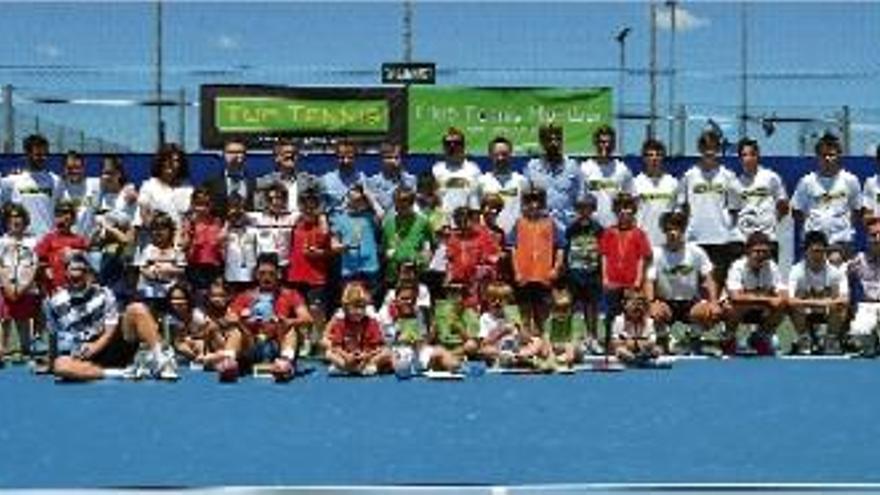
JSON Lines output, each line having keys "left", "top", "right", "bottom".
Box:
{"left": 34, "top": 231, "right": 90, "bottom": 293}
{"left": 633, "top": 173, "right": 680, "bottom": 247}
{"left": 321, "top": 169, "right": 367, "bottom": 220}
{"left": 134, "top": 244, "right": 186, "bottom": 299}
{"left": 224, "top": 224, "right": 259, "bottom": 283}
{"left": 610, "top": 314, "right": 657, "bottom": 342}
{"left": 286, "top": 219, "right": 332, "bottom": 286}
{"left": 432, "top": 159, "right": 482, "bottom": 219}
{"left": 678, "top": 165, "right": 739, "bottom": 245}
{"left": 332, "top": 212, "right": 381, "bottom": 279}
{"left": 725, "top": 257, "right": 786, "bottom": 295}
{"left": 60, "top": 177, "right": 102, "bottom": 237}
{"left": 248, "top": 211, "right": 297, "bottom": 266}
{"left": 788, "top": 260, "right": 849, "bottom": 300}
{"left": 862, "top": 175, "right": 880, "bottom": 219}
{"left": 477, "top": 170, "right": 529, "bottom": 235}
{"left": 185, "top": 217, "right": 224, "bottom": 267}
{"left": 44, "top": 284, "right": 118, "bottom": 356}
{"left": 365, "top": 171, "right": 417, "bottom": 219}
{"left": 446, "top": 228, "right": 500, "bottom": 284}
{"left": 598, "top": 226, "right": 652, "bottom": 288}
{"left": 791, "top": 170, "right": 861, "bottom": 245}
{"left": 326, "top": 316, "right": 385, "bottom": 353}
{"left": 525, "top": 156, "right": 583, "bottom": 229}
{"left": 0, "top": 169, "right": 62, "bottom": 237}
{"left": 565, "top": 219, "right": 603, "bottom": 280}
{"left": 381, "top": 212, "right": 433, "bottom": 282}
{"left": 647, "top": 243, "right": 714, "bottom": 302}
{"left": 229, "top": 288, "right": 306, "bottom": 340}
{"left": 510, "top": 216, "right": 564, "bottom": 286}
{"left": 580, "top": 157, "right": 634, "bottom": 228}
{"left": 543, "top": 314, "right": 587, "bottom": 345}
{"left": 137, "top": 178, "right": 193, "bottom": 227}
{"left": 732, "top": 167, "right": 788, "bottom": 241}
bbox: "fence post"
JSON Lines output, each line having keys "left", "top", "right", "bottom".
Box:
{"left": 178, "top": 87, "right": 186, "bottom": 148}
{"left": 2, "top": 85, "right": 13, "bottom": 153}
{"left": 675, "top": 104, "right": 687, "bottom": 157}
{"left": 841, "top": 105, "right": 851, "bottom": 155}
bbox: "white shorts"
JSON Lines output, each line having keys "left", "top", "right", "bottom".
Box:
{"left": 850, "top": 302, "right": 880, "bottom": 336}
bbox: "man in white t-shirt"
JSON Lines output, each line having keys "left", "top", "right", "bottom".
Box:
{"left": 478, "top": 136, "right": 528, "bottom": 236}
{"left": 0, "top": 134, "right": 62, "bottom": 237}
{"left": 678, "top": 130, "right": 740, "bottom": 289}
{"left": 59, "top": 151, "right": 101, "bottom": 237}
{"left": 731, "top": 138, "right": 789, "bottom": 254}
{"left": 633, "top": 138, "right": 680, "bottom": 247}
{"left": 646, "top": 211, "right": 722, "bottom": 354}
{"left": 860, "top": 144, "right": 880, "bottom": 222}
{"left": 787, "top": 230, "right": 849, "bottom": 354}
{"left": 580, "top": 125, "right": 633, "bottom": 228}
{"left": 791, "top": 133, "right": 862, "bottom": 264}
{"left": 431, "top": 128, "right": 482, "bottom": 223}
{"left": 848, "top": 217, "right": 880, "bottom": 356}
{"left": 723, "top": 232, "right": 788, "bottom": 355}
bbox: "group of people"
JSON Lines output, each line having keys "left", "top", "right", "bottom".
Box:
{"left": 1, "top": 125, "right": 879, "bottom": 383}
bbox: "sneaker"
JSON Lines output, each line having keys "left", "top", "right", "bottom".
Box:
{"left": 271, "top": 358, "right": 294, "bottom": 383}
{"left": 217, "top": 357, "right": 239, "bottom": 383}
{"left": 152, "top": 350, "right": 179, "bottom": 381}
{"left": 361, "top": 363, "right": 378, "bottom": 376}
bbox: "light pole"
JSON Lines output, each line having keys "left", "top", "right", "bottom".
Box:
{"left": 739, "top": 0, "right": 748, "bottom": 140}
{"left": 154, "top": 0, "right": 165, "bottom": 148}
{"left": 615, "top": 26, "right": 631, "bottom": 154}
{"left": 649, "top": 1, "right": 658, "bottom": 139}
{"left": 666, "top": 0, "right": 677, "bottom": 154}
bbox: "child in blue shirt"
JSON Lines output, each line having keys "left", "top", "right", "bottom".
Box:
{"left": 332, "top": 185, "right": 381, "bottom": 300}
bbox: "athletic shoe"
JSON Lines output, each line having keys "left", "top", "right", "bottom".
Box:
{"left": 217, "top": 357, "right": 239, "bottom": 383}
{"left": 361, "top": 364, "right": 378, "bottom": 376}
{"left": 271, "top": 358, "right": 294, "bottom": 383}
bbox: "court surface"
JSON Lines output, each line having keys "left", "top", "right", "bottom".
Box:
{"left": 1, "top": 358, "right": 879, "bottom": 489}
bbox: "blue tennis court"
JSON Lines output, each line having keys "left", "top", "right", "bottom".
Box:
{"left": 1, "top": 359, "right": 879, "bottom": 489}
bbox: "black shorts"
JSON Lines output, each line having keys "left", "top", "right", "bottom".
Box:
{"left": 91, "top": 333, "right": 140, "bottom": 369}
{"left": 516, "top": 282, "right": 551, "bottom": 307}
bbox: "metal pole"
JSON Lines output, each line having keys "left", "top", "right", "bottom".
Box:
{"left": 676, "top": 104, "right": 687, "bottom": 157}
{"left": 667, "top": 0, "right": 677, "bottom": 150}
{"left": 739, "top": 1, "right": 748, "bottom": 140}
{"left": 178, "top": 87, "right": 186, "bottom": 148}
{"left": 616, "top": 27, "right": 631, "bottom": 154}
{"left": 649, "top": 1, "right": 658, "bottom": 139}
{"left": 155, "top": 0, "right": 165, "bottom": 149}
{"left": 402, "top": 0, "right": 413, "bottom": 63}
{"left": 2, "top": 85, "right": 13, "bottom": 153}
{"left": 841, "top": 105, "right": 851, "bottom": 154}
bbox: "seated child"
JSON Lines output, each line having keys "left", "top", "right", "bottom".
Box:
{"left": 428, "top": 283, "right": 480, "bottom": 371}
{"left": 610, "top": 290, "right": 662, "bottom": 364}
{"left": 323, "top": 282, "right": 393, "bottom": 376}
{"left": 540, "top": 287, "right": 587, "bottom": 369}
{"left": 478, "top": 281, "right": 543, "bottom": 369}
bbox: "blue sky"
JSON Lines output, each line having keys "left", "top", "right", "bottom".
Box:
{"left": 0, "top": 1, "right": 877, "bottom": 155}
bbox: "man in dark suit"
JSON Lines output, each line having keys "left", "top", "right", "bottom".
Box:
{"left": 205, "top": 138, "right": 257, "bottom": 215}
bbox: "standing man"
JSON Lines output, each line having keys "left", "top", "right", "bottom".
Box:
{"left": 732, "top": 138, "right": 789, "bottom": 257}
{"left": 478, "top": 136, "right": 528, "bottom": 236}
{"left": 678, "top": 130, "right": 740, "bottom": 288}
{"left": 366, "top": 142, "right": 417, "bottom": 220}
{"left": 321, "top": 138, "right": 369, "bottom": 222}
{"left": 525, "top": 123, "right": 583, "bottom": 231}
{"left": 580, "top": 125, "right": 634, "bottom": 228}
{"left": 431, "top": 128, "right": 482, "bottom": 223}
{"left": 0, "top": 134, "right": 62, "bottom": 237}
{"left": 791, "top": 133, "right": 862, "bottom": 265}
{"left": 633, "top": 138, "right": 680, "bottom": 247}
{"left": 59, "top": 151, "right": 101, "bottom": 237}
{"left": 206, "top": 138, "right": 257, "bottom": 215}
{"left": 255, "top": 138, "right": 307, "bottom": 215}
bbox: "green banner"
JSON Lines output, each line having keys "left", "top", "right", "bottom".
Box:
{"left": 215, "top": 96, "right": 390, "bottom": 133}
{"left": 407, "top": 87, "right": 613, "bottom": 155}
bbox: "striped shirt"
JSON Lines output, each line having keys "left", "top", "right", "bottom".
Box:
{"left": 45, "top": 284, "right": 119, "bottom": 355}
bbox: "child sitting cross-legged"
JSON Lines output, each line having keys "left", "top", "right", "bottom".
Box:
{"left": 540, "top": 287, "right": 587, "bottom": 370}
{"left": 610, "top": 289, "right": 662, "bottom": 365}
{"left": 323, "top": 282, "right": 393, "bottom": 376}
{"left": 428, "top": 283, "right": 480, "bottom": 371}
{"left": 478, "top": 281, "right": 544, "bottom": 369}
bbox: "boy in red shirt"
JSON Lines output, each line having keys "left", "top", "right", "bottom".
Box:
{"left": 286, "top": 186, "right": 340, "bottom": 350}
{"left": 229, "top": 253, "right": 312, "bottom": 381}
{"left": 599, "top": 193, "right": 652, "bottom": 321}
{"left": 181, "top": 186, "right": 225, "bottom": 298}
{"left": 445, "top": 206, "right": 500, "bottom": 308}
{"left": 35, "top": 200, "right": 89, "bottom": 294}
{"left": 510, "top": 187, "right": 565, "bottom": 334}
{"left": 323, "top": 282, "right": 392, "bottom": 376}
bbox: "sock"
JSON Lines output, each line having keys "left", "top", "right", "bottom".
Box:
{"left": 103, "top": 368, "right": 128, "bottom": 380}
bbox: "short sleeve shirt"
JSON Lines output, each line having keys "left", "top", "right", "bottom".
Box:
{"left": 791, "top": 170, "right": 861, "bottom": 244}
{"left": 647, "top": 243, "right": 713, "bottom": 302}
{"left": 580, "top": 157, "right": 634, "bottom": 227}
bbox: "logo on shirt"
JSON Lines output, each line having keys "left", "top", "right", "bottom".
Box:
{"left": 663, "top": 264, "right": 695, "bottom": 276}
{"left": 587, "top": 179, "right": 619, "bottom": 192}
{"left": 693, "top": 183, "right": 726, "bottom": 195}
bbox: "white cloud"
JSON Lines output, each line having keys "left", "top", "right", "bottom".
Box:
{"left": 656, "top": 6, "right": 710, "bottom": 32}
{"left": 35, "top": 43, "right": 62, "bottom": 58}
{"left": 215, "top": 35, "right": 240, "bottom": 50}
